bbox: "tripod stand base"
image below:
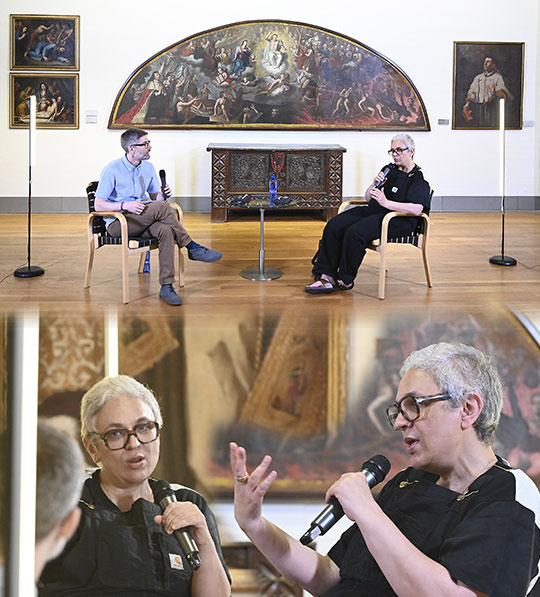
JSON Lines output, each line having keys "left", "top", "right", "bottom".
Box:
{"left": 489, "top": 255, "right": 516, "bottom": 266}
{"left": 14, "top": 265, "right": 45, "bottom": 278}
{"left": 241, "top": 267, "right": 282, "bottom": 281}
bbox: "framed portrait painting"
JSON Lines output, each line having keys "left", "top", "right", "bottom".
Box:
{"left": 9, "top": 73, "right": 79, "bottom": 129}
{"left": 10, "top": 14, "right": 79, "bottom": 70}
{"left": 452, "top": 41, "right": 524, "bottom": 130}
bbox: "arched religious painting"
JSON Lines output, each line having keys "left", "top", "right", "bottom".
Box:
{"left": 109, "top": 20, "right": 430, "bottom": 130}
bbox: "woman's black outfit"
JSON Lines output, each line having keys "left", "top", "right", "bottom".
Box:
{"left": 312, "top": 164, "right": 431, "bottom": 285}
{"left": 323, "top": 457, "right": 540, "bottom": 596}
{"left": 39, "top": 470, "right": 230, "bottom": 596}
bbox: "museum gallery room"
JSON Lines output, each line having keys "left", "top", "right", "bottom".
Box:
{"left": 2, "top": 1, "right": 540, "bottom": 596}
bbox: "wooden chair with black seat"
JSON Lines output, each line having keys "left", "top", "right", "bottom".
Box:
{"left": 337, "top": 190, "right": 433, "bottom": 300}
{"left": 84, "top": 181, "right": 185, "bottom": 304}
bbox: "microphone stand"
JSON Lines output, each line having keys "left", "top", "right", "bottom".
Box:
{"left": 489, "top": 96, "right": 516, "bottom": 267}
{"left": 14, "top": 95, "right": 45, "bottom": 278}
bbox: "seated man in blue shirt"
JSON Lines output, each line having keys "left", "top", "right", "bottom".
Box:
{"left": 95, "top": 128, "right": 222, "bottom": 306}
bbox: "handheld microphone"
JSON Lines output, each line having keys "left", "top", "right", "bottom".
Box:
{"left": 299, "top": 454, "right": 390, "bottom": 545}
{"left": 153, "top": 480, "right": 201, "bottom": 570}
{"left": 373, "top": 165, "right": 393, "bottom": 189}
{"left": 159, "top": 169, "right": 167, "bottom": 199}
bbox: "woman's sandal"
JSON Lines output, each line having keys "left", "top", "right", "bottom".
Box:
{"left": 304, "top": 279, "right": 337, "bottom": 294}
{"left": 337, "top": 280, "right": 354, "bottom": 291}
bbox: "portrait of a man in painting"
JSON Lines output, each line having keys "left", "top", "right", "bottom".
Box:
{"left": 452, "top": 41, "right": 524, "bottom": 130}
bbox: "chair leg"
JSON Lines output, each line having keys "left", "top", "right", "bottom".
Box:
{"left": 422, "top": 244, "right": 433, "bottom": 288}
{"left": 137, "top": 252, "right": 146, "bottom": 274}
{"left": 378, "top": 248, "right": 387, "bottom": 300}
{"left": 178, "top": 247, "right": 185, "bottom": 288}
{"left": 121, "top": 242, "right": 129, "bottom": 304}
{"left": 84, "top": 240, "right": 95, "bottom": 289}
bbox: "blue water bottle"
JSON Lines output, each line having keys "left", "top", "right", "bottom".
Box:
{"left": 269, "top": 174, "right": 277, "bottom": 207}
{"left": 143, "top": 250, "right": 151, "bottom": 273}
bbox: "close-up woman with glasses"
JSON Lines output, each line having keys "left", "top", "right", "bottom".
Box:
{"left": 230, "top": 342, "right": 540, "bottom": 596}
{"left": 305, "top": 133, "right": 431, "bottom": 294}
{"left": 38, "top": 375, "right": 230, "bottom": 597}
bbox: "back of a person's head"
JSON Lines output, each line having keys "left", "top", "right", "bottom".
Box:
{"left": 36, "top": 420, "right": 84, "bottom": 543}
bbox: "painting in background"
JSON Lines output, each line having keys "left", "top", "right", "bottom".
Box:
{"left": 10, "top": 14, "right": 79, "bottom": 70}
{"left": 9, "top": 73, "right": 79, "bottom": 129}
{"left": 109, "top": 20, "right": 430, "bottom": 131}
{"left": 452, "top": 41, "right": 524, "bottom": 129}
{"left": 24, "top": 308, "right": 540, "bottom": 499}
{"left": 203, "top": 310, "right": 540, "bottom": 496}
{"left": 352, "top": 311, "right": 540, "bottom": 482}
{"left": 178, "top": 308, "right": 348, "bottom": 496}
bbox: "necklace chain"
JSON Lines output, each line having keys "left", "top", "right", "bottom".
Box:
{"left": 458, "top": 457, "right": 497, "bottom": 497}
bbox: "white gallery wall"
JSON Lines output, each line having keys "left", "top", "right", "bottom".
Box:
{"left": 1, "top": 0, "right": 539, "bottom": 209}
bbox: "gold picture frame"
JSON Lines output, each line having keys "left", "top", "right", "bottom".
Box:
{"left": 9, "top": 73, "right": 79, "bottom": 129}
{"left": 10, "top": 14, "right": 80, "bottom": 70}
{"left": 452, "top": 41, "right": 524, "bottom": 130}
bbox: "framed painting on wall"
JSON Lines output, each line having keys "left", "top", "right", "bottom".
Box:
{"left": 9, "top": 73, "right": 79, "bottom": 129}
{"left": 108, "top": 19, "right": 430, "bottom": 131}
{"left": 452, "top": 41, "right": 524, "bottom": 130}
{"left": 10, "top": 14, "right": 79, "bottom": 70}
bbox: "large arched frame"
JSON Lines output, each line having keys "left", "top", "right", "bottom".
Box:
{"left": 109, "top": 19, "right": 430, "bottom": 131}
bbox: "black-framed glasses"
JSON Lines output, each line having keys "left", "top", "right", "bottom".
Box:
{"left": 91, "top": 421, "right": 160, "bottom": 450}
{"left": 387, "top": 147, "right": 410, "bottom": 155}
{"left": 385, "top": 393, "right": 452, "bottom": 427}
{"left": 131, "top": 141, "right": 151, "bottom": 147}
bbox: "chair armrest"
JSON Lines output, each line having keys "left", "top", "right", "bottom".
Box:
{"left": 380, "top": 211, "right": 429, "bottom": 244}
{"left": 168, "top": 201, "right": 184, "bottom": 225}
{"left": 338, "top": 199, "right": 368, "bottom": 214}
{"left": 88, "top": 211, "right": 129, "bottom": 242}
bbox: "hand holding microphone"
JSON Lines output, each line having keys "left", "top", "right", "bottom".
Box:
{"left": 300, "top": 455, "right": 390, "bottom": 545}
{"left": 373, "top": 165, "right": 393, "bottom": 190}
{"left": 153, "top": 480, "right": 202, "bottom": 570}
{"left": 159, "top": 169, "right": 172, "bottom": 200}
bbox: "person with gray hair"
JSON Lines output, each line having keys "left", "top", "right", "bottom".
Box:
{"left": 0, "top": 420, "right": 84, "bottom": 593}
{"left": 35, "top": 419, "right": 85, "bottom": 581}
{"left": 306, "top": 133, "right": 431, "bottom": 293}
{"left": 230, "top": 342, "right": 540, "bottom": 596}
{"left": 39, "top": 375, "right": 230, "bottom": 597}
{"left": 95, "top": 127, "right": 223, "bottom": 306}
{"left": 399, "top": 342, "right": 503, "bottom": 445}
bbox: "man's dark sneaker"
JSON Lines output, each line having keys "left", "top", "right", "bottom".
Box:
{"left": 187, "top": 244, "right": 222, "bottom": 262}
{"left": 159, "top": 284, "right": 182, "bottom": 306}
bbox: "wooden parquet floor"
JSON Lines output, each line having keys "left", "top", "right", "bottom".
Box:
{"left": 0, "top": 211, "right": 539, "bottom": 318}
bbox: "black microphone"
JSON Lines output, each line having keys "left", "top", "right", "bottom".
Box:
{"left": 153, "top": 480, "right": 201, "bottom": 570}
{"left": 299, "top": 454, "right": 391, "bottom": 545}
{"left": 373, "top": 165, "right": 393, "bottom": 189}
{"left": 159, "top": 169, "right": 167, "bottom": 199}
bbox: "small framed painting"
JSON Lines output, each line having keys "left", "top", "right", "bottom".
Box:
{"left": 10, "top": 73, "right": 79, "bottom": 129}
{"left": 10, "top": 14, "right": 79, "bottom": 70}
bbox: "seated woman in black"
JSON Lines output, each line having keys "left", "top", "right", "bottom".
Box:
{"left": 229, "top": 342, "right": 540, "bottom": 596}
{"left": 39, "top": 375, "right": 230, "bottom": 597}
{"left": 305, "top": 133, "right": 431, "bottom": 294}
